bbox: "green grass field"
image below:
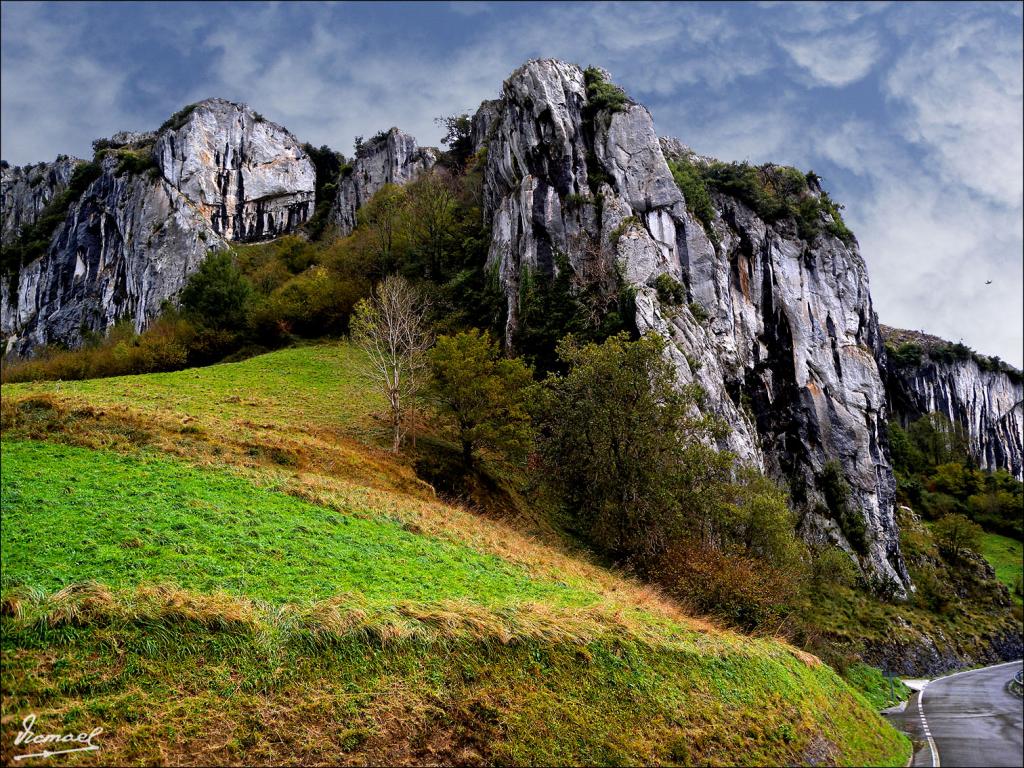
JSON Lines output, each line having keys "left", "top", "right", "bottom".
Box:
{"left": 979, "top": 531, "right": 1023, "bottom": 605}
{"left": 0, "top": 344, "right": 912, "bottom": 766}
{"left": 0, "top": 439, "right": 590, "bottom": 608}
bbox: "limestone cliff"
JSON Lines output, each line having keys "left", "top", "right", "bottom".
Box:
{"left": 1, "top": 155, "right": 83, "bottom": 245}
{"left": 882, "top": 326, "right": 1024, "bottom": 479}
{"left": 2, "top": 99, "right": 314, "bottom": 354}
{"left": 3, "top": 62, "right": 1021, "bottom": 597}
{"left": 332, "top": 128, "right": 438, "bottom": 235}
{"left": 476, "top": 59, "right": 908, "bottom": 590}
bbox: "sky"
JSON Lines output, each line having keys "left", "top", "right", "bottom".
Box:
{"left": 2, "top": 1, "right": 1022, "bottom": 365}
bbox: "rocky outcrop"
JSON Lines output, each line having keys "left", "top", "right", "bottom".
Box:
{"left": 861, "top": 622, "right": 1023, "bottom": 677}
{"left": 882, "top": 326, "right": 1024, "bottom": 479}
{"left": 2, "top": 154, "right": 222, "bottom": 354}
{"left": 2, "top": 99, "right": 315, "bottom": 354}
{"left": 1, "top": 156, "right": 83, "bottom": 245}
{"left": 156, "top": 99, "right": 314, "bottom": 240}
{"left": 477, "top": 59, "right": 908, "bottom": 591}
{"left": 332, "top": 128, "right": 438, "bottom": 235}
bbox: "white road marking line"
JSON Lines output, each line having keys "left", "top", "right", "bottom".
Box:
{"left": 918, "top": 682, "right": 940, "bottom": 768}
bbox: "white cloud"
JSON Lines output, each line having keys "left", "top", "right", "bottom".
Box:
{"left": 779, "top": 31, "right": 881, "bottom": 87}
{"left": 0, "top": 4, "right": 136, "bottom": 164}
{"left": 854, "top": 171, "right": 1023, "bottom": 366}
{"left": 885, "top": 17, "right": 1024, "bottom": 205}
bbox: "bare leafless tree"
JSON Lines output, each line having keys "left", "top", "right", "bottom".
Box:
{"left": 350, "top": 275, "right": 433, "bottom": 452}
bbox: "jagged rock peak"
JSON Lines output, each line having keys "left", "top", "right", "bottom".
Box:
{"left": 476, "top": 57, "right": 910, "bottom": 593}
{"left": 155, "top": 98, "right": 315, "bottom": 242}
{"left": 332, "top": 126, "right": 438, "bottom": 236}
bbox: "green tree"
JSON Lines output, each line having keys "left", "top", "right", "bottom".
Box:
{"left": 402, "top": 170, "right": 458, "bottom": 280}
{"left": 908, "top": 412, "right": 969, "bottom": 469}
{"left": 536, "top": 332, "right": 731, "bottom": 565}
{"left": 357, "top": 183, "right": 409, "bottom": 275}
{"left": 180, "top": 252, "right": 252, "bottom": 331}
{"left": 932, "top": 513, "right": 983, "bottom": 561}
{"left": 436, "top": 114, "right": 474, "bottom": 169}
{"left": 427, "top": 329, "right": 534, "bottom": 468}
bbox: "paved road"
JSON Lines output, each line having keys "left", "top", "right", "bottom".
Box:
{"left": 903, "top": 660, "right": 1024, "bottom": 767}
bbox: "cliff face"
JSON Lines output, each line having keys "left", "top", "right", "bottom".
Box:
{"left": 156, "top": 99, "right": 314, "bottom": 240}
{"left": 477, "top": 60, "right": 907, "bottom": 590}
{"left": 2, "top": 99, "right": 314, "bottom": 354}
{"left": 2, "top": 153, "right": 221, "bottom": 353}
{"left": 1, "top": 156, "right": 83, "bottom": 245}
{"left": 332, "top": 128, "right": 438, "bottom": 235}
{"left": 883, "top": 326, "right": 1024, "bottom": 479}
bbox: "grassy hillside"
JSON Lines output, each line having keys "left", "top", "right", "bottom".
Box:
{"left": 979, "top": 532, "right": 1023, "bottom": 605}
{"left": 0, "top": 344, "right": 911, "bottom": 766}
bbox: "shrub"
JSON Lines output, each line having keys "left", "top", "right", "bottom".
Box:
{"left": 932, "top": 513, "right": 983, "bottom": 561}
{"left": 666, "top": 157, "right": 718, "bottom": 247}
{"left": 0, "top": 313, "right": 197, "bottom": 383}
{"left": 820, "top": 460, "right": 867, "bottom": 555}
{"left": 112, "top": 149, "right": 158, "bottom": 177}
{"left": 583, "top": 67, "right": 628, "bottom": 116}
{"left": 809, "top": 545, "right": 858, "bottom": 589}
{"left": 653, "top": 273, "right": 685, "bottom": 306}
{"left": 180, "top": 252, "right": 253, "bottom": 332}
{"left": 688, "top": 302, "right": 709, "bottom": 323}
{"left": 655, "top": 540, "right": 805, "bottom": 631}
{"left": 609, "top": 215, "right": 641, "bottom": 246}
{"left": 159, "top": 104, "right": 198, "bottom": 133}
{"left": 697, "top": 161, "right": 855, "bottom": 245}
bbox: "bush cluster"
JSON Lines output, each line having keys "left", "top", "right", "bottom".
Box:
{"left": 666, "top": 157, "right": 719, "bottom": 247}
{"left": 887, "top": 337, "right": 1022, "bottom": 384}
{"left": 890, "top": 413, "right": 1023, "bottom": 539}
{"left": 583, "top": 67, "right": 628, "bottom": 116}
{"left": 667, "top": 158, "right": 855, "bottom": 246}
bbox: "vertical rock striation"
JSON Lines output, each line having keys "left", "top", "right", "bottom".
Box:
{"left": 882, "top": 326, "right": 1024, "bottom": 479}
{"left": 156, "top": 99, "right": 315, "bottom": 241}
{"left": 332, "top": 128, "right": 438, "bottom": 235}
{"left": 476, "top": 59, "right": 908, "bottom": 590}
